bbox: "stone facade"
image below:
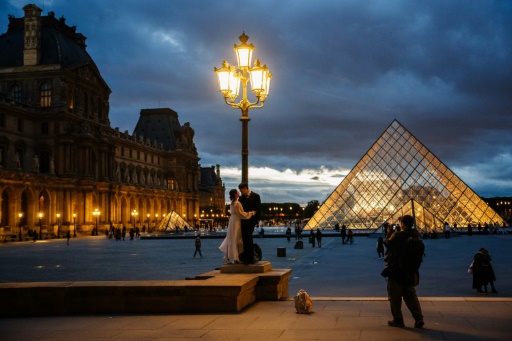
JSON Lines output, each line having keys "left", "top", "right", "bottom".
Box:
{"left": 0, "top": 5, "right": 207, "bottom": 237}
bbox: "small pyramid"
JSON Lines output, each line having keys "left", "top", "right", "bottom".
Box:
{"left": 153, "top": 211, "right": 193, "bottom": 232}
{"left": 306, "top": 120, "right": 503, "bottom": 232}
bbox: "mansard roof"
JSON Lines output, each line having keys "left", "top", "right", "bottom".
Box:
{"left": 0, "top": 10, "right": 93, "bottom": 68}
{"left": 133, "top": 108, "right": 184, "bottom": 150}
{"left": 200, "top": 166, "right": 220, "bottom": 191}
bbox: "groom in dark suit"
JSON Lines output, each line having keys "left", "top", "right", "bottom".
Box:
{"left": 238, "top": 182, "right": 262, "bottom": 264}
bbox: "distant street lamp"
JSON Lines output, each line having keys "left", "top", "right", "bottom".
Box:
{"left": 56, "top": 213, "right": 61, "bottom": 237}
{"left": 92, "top": 209, "right": 100, "bottom": 236}
{"left": 214, "top": 32, "right": 272, "bottom": 184}
{"left": 131, "top": 210, "right": 138, "bottom": 228}
{"left": 73, "top": 213, "right": 76, "bottom": 237}
{"left": 18, "top": 212, "right": 23, "bottom": 241}
{"left": 38, "top": 212, "right": 43, "bottom": 239}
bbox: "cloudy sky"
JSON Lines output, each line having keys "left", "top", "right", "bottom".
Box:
{"left": 2, "top": 0, "right": 511, "bottom": 205}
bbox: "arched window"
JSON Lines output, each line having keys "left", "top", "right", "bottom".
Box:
{"left": 40, "top": 82, "right": 52, "bottom": 107}
{"left": 9, "top": 83, "right": 22, "bottom": 102}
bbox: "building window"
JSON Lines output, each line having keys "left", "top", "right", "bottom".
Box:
{"left": 17, "top": 118, "right": 24, "bottom": 132}
{"left": 9, "top": 83, "right": 22, "bottom": 102}
{"left": 41, "top": 122, "right": 49, "bottom": 135}
{"left": 167, "top": 179, "right": 175, "bottom": 190}
{"left": 40, "top": 82, "right": 52, "bottom": 107}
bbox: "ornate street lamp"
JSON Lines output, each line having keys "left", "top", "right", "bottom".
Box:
{"left": 38, "top": 212, "right": 43, "bottom": 239}
{"left": 73, "top": 213, "right": 76, "bottom": 237}
{"left": 18, "top": 212, "right": 23, "bottom": 241}
{"left": 214, "top": 32, "right": 272, "bottom": 184}
{"left": 92, "top": 209, "right": 100, "bottom": 236}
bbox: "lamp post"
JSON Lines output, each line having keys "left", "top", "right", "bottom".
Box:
{"left": 38, "top": 212, "right": 43, "bottom": 239}
{"left": 214, "top": 32, "right": 272, "bottom": 184}
{"left": 73, "top": 213, "right": 76, "bottom": 237}
{"left": 18, "top": 212, "right": 23, "bottom": 241}
{"left": 131, "top": 210, "right": 138, "bottom": 229}
{"left": 56, "top": 213, "right": 60, "bottom": 237}
{"left": 92, "top": 209, "right": 100, "bottom": 236}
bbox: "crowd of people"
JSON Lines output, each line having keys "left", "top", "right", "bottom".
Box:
{"left": 105, "top": 224, "right": 143, "bottom": 241}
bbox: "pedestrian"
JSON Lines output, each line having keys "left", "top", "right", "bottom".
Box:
{"left": 443, "top": 222, "right": 450, "bottom": 238}
{"left": 309, "top": 229, "right": 315, "bottom": 247}
{"left": 316, "top": 228, "right": 322, "bottom": 248}
{"left": 382, "top": 215, "right": 424, "bottom": 329}
{"left": 341, "top": 224, "right": 347, "bottom": 244}
{"left": 471, "top": 248, "right": 497, "bottom": 294}
{"left": 347, "top": 229, "right": 353, "bottom": 244}
{"left": 377, "top": 236, "right": 385, "bottom": 258}
{"left": 286, "top": 227, "right": 292, "bottom": 242}
{"left": 194, "top": 236, "right": 203, "bottom": 258}
{"left": 66, "top": 230, "right": 70, "bottom": 245}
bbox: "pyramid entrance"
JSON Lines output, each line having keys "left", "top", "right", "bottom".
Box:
{"left": 306, "top": 120, "right": 504, "bottom": 232}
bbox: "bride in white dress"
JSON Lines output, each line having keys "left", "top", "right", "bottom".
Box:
{"left": 219, "top": 189, "right": 255, "bottom": 263}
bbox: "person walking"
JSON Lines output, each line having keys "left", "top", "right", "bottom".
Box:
{"left": 377, "top": 236, "right": 385, "bottom": 258}
{"left": 238, "top": 182, "right": 261, "bottom": 264}
{"left": 66, "top": 230, "right": 71, "bottom": 245}
{"left": 309, "top": 229, "right": 315, "bottom": 248}
{"left": 316, "top": 228, "right": 322, "bottom": 248}
{"left": 383, "top": 215, "right": 424, "bottom": 329}
{"left": 341, "top": 224, "right": 347, "bottom": 244}
{"left": 194, "top": 236, "right": 202, "bottom": 258}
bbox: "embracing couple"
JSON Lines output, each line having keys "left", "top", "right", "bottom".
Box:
{"left": 219, "top": 182, "right": 261, "bottom": 264}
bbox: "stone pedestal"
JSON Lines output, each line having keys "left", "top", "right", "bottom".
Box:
{"left": 220, "top": 261, "right": 272, "bottom": 274}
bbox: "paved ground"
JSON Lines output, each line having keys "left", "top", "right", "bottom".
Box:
{"left": 1, "top": 232, "right": 511, "bottom": 340}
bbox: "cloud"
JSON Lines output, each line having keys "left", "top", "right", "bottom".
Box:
{"left": 2, "top": 0, "right": 511, "bottom": 204}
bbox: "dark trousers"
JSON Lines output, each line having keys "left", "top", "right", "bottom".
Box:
{"left": 387, "top": 278, "right": 423, "bottom": 322}
{"left": 241, "top": 225, "right": 255, "bottom": 263}
{"left": 194, "top": 247, "right": 202, "bottom": 257}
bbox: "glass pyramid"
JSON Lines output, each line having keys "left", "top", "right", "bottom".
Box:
{"left": 153, "top": 211, "right": 193, "bottom": 232}
{"left": 306, "top": 120, "right": 504, "bottom": 232}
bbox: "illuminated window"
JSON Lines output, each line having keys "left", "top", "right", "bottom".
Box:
{"left": 40, "top": 82, "right": 52, "bottom": 107}
{"left": 167, "top": 179, "right": 175, "bottom": 190}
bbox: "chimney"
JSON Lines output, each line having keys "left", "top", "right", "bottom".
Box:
{"left": 216, "top": 164, "right": 221, "bottom": 181}
{"left": 23, "top": 4, "right": 43, "bottom": 66}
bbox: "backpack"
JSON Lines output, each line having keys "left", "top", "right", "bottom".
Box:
{"left": 294, "top": 289, "right": 313, "bottom": 314}
{"left": 399, "top": 236, "right": 425, "bottom": 272}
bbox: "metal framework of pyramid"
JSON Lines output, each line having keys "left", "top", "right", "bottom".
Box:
{"left": 153, "top": 211, "right": 193, "bottom": 232}
{"left": 306, "top": 120, "right": 504, "bottom": 232}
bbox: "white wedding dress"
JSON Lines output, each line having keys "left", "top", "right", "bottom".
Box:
{"left": 219, "top": 199, "right": 254, "bottom": 263}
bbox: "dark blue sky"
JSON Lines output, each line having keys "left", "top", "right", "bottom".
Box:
{"left": 2, "top": 1, "right": 511, "bottom": 204}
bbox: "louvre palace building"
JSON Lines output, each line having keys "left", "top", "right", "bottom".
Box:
{"left": 0, "top": 4, "right": 224, "bottom": 238}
